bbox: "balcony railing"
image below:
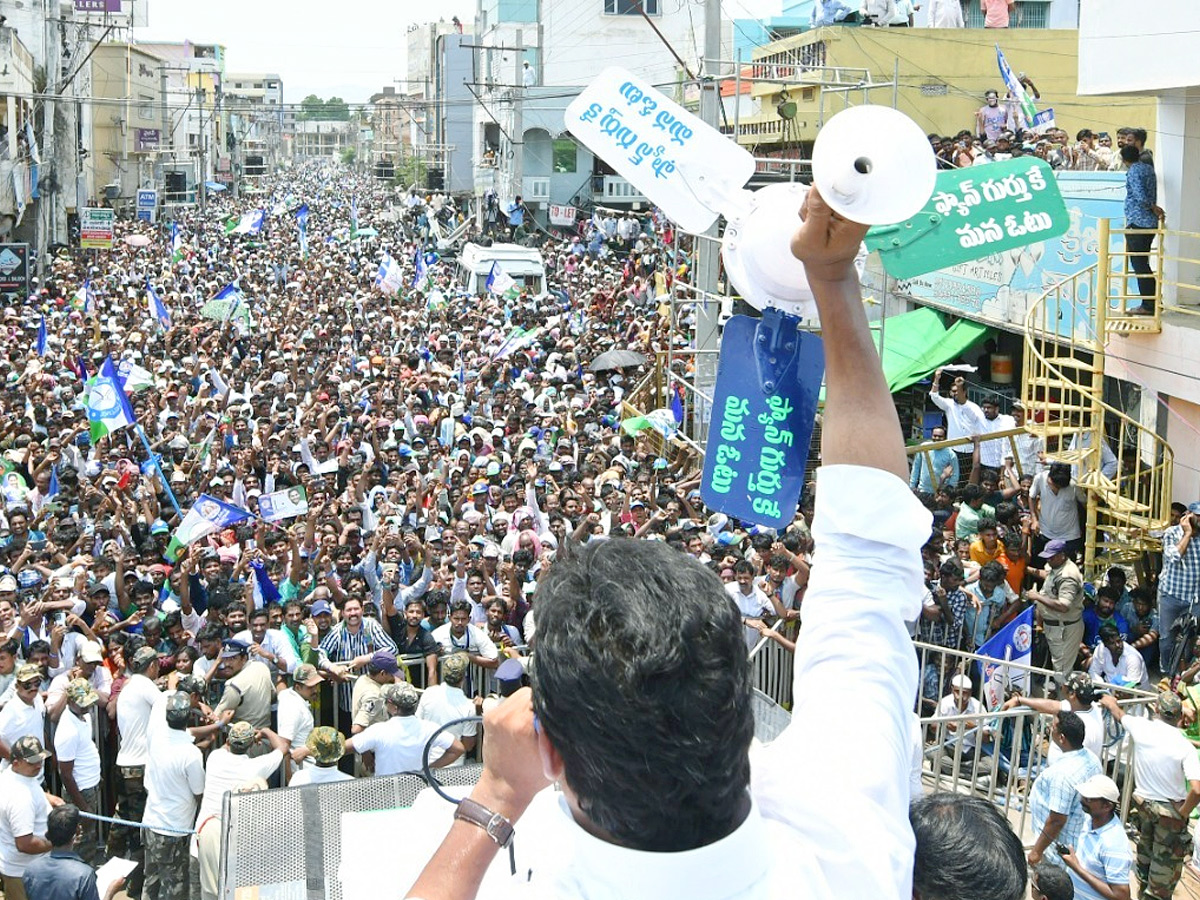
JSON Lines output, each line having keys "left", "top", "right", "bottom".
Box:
{"left": 594, "top": 175, "right": 646, "bottom": 202}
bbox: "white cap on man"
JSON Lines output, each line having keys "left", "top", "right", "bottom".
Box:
{"left": 950, "top": 674, "right": 973, "bottom": 691}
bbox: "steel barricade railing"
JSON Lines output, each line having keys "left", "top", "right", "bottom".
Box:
{"left": 748, "top": 623, "right": 794, "bottom": 710}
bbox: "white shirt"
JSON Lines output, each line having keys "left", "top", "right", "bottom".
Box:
{"left": 53, "top": 708, "right": 101, "bottom": 791}
{"left": 431, "top": 623, "right": 498, "bottom": 661}
{"left": 417, "top": 683, "right": 477, "bottom": 767}
{"left": 289, "top": 765, "right": 353, "bottom": 787}
{"left": 196, "top": 748, "right": 284, "bottom": 827}
{"left": 276, "top": 688, "right": 315, "bottom": 751}
{"left": 1087, "top": 644, "right": 1149, "bottom": 689}
{"left": 144, "top": 727, "right": 205, "bottom": 837}
{"left": 1121, "top": 714, "right": 1200, "bottom": 802}
{"left": 748, "top": 465, "right": 932, "bottom": 900}
{"left": 929, "top": 391, "right": 986, "bottom": 443}
{"left": 0, "top": 767, "right": 49, "bottom": 876}
{"left": 979, "top": 413, "right": 1017, "bottom": 468}
{"left": 926, "top": 0, "right": 964, "bottom": 26}
{"left": 352, "top": 715, "right": 452, "bottom": 776}
{"left": 233, "top": 628, "right": 298, "bottom": 674}
{"left": 116, "top": 673, "right": 163, "bottom": 767}
{"left": 934, "top": 695, "right": 986, "bottom": 751}
{"left": 0, "top": 695, "right": 44, "bottom": 773}
{"left": 1030, "top": 472, "right": 1085, "bottom": 542}
{"left": 726, "top": 582, "right": 773, "bottom": 649}
{"left": 46, "top": 667, "right": 113, "bottom": 712}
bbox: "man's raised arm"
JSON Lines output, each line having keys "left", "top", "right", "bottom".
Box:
{"left": 752, "top": 186, "right": 932, "bottom": 900}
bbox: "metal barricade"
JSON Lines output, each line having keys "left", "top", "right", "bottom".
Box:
{"left": 748, "top": 624, "right": 794, "bottom": 710}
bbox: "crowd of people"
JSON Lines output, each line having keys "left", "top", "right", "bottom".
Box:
{"left": 0, "top": 146, "right": 1192, "bottom": 900}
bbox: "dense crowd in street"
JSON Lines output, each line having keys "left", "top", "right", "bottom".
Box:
{"left": 0, "top": 148, "right": 1194, "bottom": 900}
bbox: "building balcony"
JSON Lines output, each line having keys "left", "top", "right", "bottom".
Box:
{"left": 594, "top": 175, "right": 646, "bottom": 203}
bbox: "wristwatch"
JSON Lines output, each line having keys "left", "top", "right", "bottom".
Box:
{"left": 454, "top": 797, "right": 515, "bottom": 848}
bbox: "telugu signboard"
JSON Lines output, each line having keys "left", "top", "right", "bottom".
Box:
{"left": 564, "top": 67, "right": 755, "bottom": 234}
{"left": 877, "top": 170, "right": 1125, "bottom": 341}
{"left": 0, "top": 244, "right": 30, "bottom": 300}
{"left": 135, "top": 128, "right": 160, "bottom": 152}
{"left": 80, "top": 208, "right": 115, "bottom": 250}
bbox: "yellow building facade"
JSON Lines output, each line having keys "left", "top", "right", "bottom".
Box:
{"left": 736, "top": 27, "right": 1156, "bottom": 149}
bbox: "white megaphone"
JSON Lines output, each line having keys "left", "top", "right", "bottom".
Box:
{"left": 721, "top": 105, "right": 937, "bottom": 319}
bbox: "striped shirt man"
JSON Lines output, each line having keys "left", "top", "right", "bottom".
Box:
{"left": 1029, "top": 746, "right": 1102, "bottom": 867}
{"left": 319, "top": 617, "right": 398, "bottom": 711}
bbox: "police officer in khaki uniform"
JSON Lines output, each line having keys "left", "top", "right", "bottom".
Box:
{"left": 1099, "top": 691, "right": 1200, "bottom": 900}
{"left": 1024, "top": 539, "right": 1084, "bottom": 685}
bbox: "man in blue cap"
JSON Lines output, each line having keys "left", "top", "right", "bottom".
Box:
{"left": 1025, "top": 539, "right": 1085, "bottom": 685}
{"left": 213, "top": 638, "right": 274, "bottom": 733}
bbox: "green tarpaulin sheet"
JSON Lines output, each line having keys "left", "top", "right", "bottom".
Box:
{"left": 819, "top": 307, "right": 990, "bottom": 401}
{"left": 874, "top": 307, "right": 990, "bottom": 393}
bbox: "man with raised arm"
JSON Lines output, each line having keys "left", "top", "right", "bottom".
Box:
{"left": 406, "top": 186, "right": 934, "bottom": 900}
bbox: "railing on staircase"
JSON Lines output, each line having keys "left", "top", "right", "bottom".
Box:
{"left": 1022, "top": 258, "right": 1173, "bottom": 579}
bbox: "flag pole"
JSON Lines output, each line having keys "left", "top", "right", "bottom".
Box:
{"left": 135, "top": 424, "right": 183, "bottom": 519}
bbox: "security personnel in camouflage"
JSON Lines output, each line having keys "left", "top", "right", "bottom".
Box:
{"left": 1099, "top": 691, "right": 1200, "bottom": 900}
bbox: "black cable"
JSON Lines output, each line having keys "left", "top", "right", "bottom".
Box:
{"left": 421, "top": 714, "right": 484, "bottom": 804}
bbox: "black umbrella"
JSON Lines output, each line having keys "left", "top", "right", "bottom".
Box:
{"left": 589, "top": 349, "right": 647, "bottom": 372}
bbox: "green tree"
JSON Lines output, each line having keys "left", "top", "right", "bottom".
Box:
{"left": 340, "top": 146, "right": 357, "bottom": 165}
{"left": 298, "top": 94, "right": 324, "bottom": 120}
{"left": 392, "top": 155, "right": 427, "bottom": 189}
{"left": 325, "top": 97, "right": 350, "bottom": 121}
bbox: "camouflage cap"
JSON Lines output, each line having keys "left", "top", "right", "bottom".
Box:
{"left": 293, "top": 664, "right": 322, "bottom": 687}
{"left": 15, "top": 663, "right": 41, "bottom": 685}
{"left": 1157, "top": 691, "right": 1183, "bottom": 719}
{"left": 177, "top": 675, "right": 206, "bottom": 696}
{"left": 306, "top": 726, "right": 346, "bottom": 765}
{"left": 129, "top": 646, "right": 160, "bottom": 672}
{"left": 11, "top": 735, "right": 51, "bottom": 764}
{"left": 441, "top": 653, "right": 468, "bottom": 684}
{"left": 66, "top": 678, "right": 99, "bottom": 708}
{"left": 227, "top": 721, "right": 257, "bottom": 751}
{"left": 165, "top": 691, "right": 192, "bottom": 726}
{"left": 382, "top": 681, "right": 419, "bottom": 712}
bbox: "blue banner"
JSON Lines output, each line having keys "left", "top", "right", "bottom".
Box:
{"left": 700, "top": 312, "right": 823, "bottom": 529}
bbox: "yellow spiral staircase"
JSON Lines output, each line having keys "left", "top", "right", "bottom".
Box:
{"left": 1021, "top": 219, "right": 1173, "bottom": 579}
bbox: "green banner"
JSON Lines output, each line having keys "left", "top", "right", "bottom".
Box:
{"left": 865, "top": 158, "right": 1070, "bottom": 280}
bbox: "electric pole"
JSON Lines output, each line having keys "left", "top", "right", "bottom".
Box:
{"left": 512, "top": 28, "right": 524, "bottom": 206}
{"left": 692, "top": 0, "right": 723, "bottom": 439}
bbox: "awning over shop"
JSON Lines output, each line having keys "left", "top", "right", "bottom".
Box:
{"left": 873, "top": 307, "right": 991, "bottom": 393}
{"left": 818, "top": 307, "right": 990, "bottom": 403}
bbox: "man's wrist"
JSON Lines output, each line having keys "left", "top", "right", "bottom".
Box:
{"left": 470, "top": 774, "right": 535, "bottom": 824}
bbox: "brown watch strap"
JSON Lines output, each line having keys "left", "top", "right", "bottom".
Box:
{"left": 454, "top": 797, "right": 515, "bottom": 848}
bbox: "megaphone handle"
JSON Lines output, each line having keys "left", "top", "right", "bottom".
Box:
{"left": 753, "top": 307, "right": 802, "bottom": 396}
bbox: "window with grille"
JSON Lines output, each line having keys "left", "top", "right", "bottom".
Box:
{"left": 604, "top": 0, "right": 660, "bottom": 14}
{"left": 965, "top": 0, "right": 1048, "bottom": 28}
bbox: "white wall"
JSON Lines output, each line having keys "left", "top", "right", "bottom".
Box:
{"left": 1079, "top": 0, "right": 1200, "bottom": 95}
{"left": 540, "top": 0, "right": 726, "bottom": 90}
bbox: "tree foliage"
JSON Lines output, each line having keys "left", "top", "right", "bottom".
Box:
{"left": 298, "top": 95, "right": 352, "bottom": 122}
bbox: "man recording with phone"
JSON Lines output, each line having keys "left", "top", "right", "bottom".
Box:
{"left": 408, "top": 186, "right": 934, "bottom": 899}
{"left": 1157, "top": 501, "right": 1200, "bottom": 675}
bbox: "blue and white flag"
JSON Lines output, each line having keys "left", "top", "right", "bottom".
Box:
{"left": 170, "top": 222, "right": 185, "bottom": 263}
{"left": 976, "top": 605, "right": 1035, "bottom": 709}
{"left": 996, "top": 45, "right": 1038, "bottom": 127}
{"left": 84, "top": 357, "right": 137, "bottom": 443}
{"left": 147, "top": 280, "right": 171, "bottom": 330}
{"left": 116, "top": 358, "right": 155, "bottom": 392}
{"left": 375, "top": 254, "right": 404, "bottom": 296}
{"left": 47, "top": 464, "right": 59, "bottom": 499}
{"left": 35, "top": 314, "right": 46, "bottom": 357}
{"left": 225, "top": 209, "right": 265, "bottom": 235}
{"left": 350, "top": 197, "right": 359, "bottom": 235}
{"left": 485, "top": 261, "right": 516, "bottom": 297}
{"left": 248, "top": 559, "right": 281, "bottom": 609}
{"left": 296, "top": 203, "right": 310, "bottom": 260}
{"left": 73, "top": 279, "right": 96, "bottom": 314}
{"left": 411, "top": 246, "right": 429, "bottom": 290}
{"left": 166, "top": 493, "right": 254, "bottom": 561}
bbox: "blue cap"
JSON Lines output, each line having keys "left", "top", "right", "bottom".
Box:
{"left": 495, "top": 658, "right": 525, "bottom": 684}
{"left": 1039, "top": 539, "right": 1068, "bottom": 559}
{"left": 1189, "top": 502, "right": 1200, "bottom": 516}
{"left": 219, "top": 638, "right": 250, "bottom": 658}
{"left": 310, "top": 600, "right": 333, "bottom": 617}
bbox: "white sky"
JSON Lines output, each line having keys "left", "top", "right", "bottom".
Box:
{"left": 136, "top": 0, "right": 477, "bottom": 104}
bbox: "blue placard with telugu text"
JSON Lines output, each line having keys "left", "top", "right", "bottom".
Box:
{"left": 700, "top": 313, "right": 824, "bottom": 529}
